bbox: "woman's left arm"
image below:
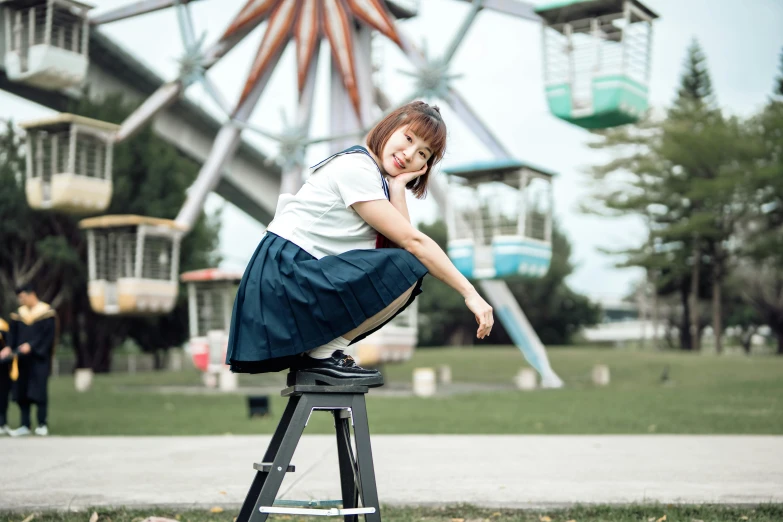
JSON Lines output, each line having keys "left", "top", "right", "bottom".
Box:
{"left": 388, "top": 182, "right": 411, "bottom": 223}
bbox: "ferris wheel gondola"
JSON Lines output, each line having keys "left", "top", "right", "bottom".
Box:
{"left": 79, "top": 215, "right": 185, "bottom": 315}
{"left": 536, "top": 0, "right": 658, "bottom": 128}
{"left": 1, "top": 0, "right": 92, "bottom": 90}
{"left": 19, "top": 113, "right": 117, "bottom": 213}
{"left": 444, "top": 159, "right": 555, "bottom": 280}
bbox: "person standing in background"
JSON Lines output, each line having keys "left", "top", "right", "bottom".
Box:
{"left": 7, "top": 284, "right": 57, "bottom": 437}
{"left": 0, "top": 314, "right": 12, "bottom": 435}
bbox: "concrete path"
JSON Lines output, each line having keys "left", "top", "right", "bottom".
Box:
{"left": 1, "top": 435, "right": 782, "bottom": 511}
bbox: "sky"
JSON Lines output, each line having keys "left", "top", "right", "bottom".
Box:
{"left": 1, "top": 0, "right": 782, "bottom": 302}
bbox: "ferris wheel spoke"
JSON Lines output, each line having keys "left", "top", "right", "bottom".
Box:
{"left": 116, "top": 81, "right": 184, "bottom": 142}
{"left": 440, "top": 0, "right": 484, "bottom": 67}
{"left": 295, "top": 42, "right": 320, "bottom": 131}
{"left": 197, "top": 73, "right": 234, "bottom": 117}
{"left": 443, "top": 86, "right": 511, "bottom": 159}
{"left": 175, "top": 123, "right": 246, "bottom": 230}
{"left": 174, "top": 0, "right": 198, "bottom": 48}
{"left": 236, "top": 0, "right": 297, "bottom": 112}
{"left": 392, "top": 26, "right": 427, "bottom": 69}
{"left": 89, "top": 0, "right": 203, "bottom": 25}
{"left": 452, "top": 0, "right": 541, "bottom": 22}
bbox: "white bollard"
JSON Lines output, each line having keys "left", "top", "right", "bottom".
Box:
{"left": 436, "top": 364, "right": 452, "bottom": 385}
{"left": 412, "top": 367, "right": 436, "bottom": 397}
{"left": 592, "top": 364, "right": 610, "bottom": 386}
{"left": 203, "top": 372, "right": 218, "bottom": 389}
{"left": 219, "top": 367, "right": 238, "bottom": 392}
{"left": 74, "top": 368, "right": 93, "bottom": 392}
{"left": 514, "top": 368, "right": 537, "bottom": 391}
{"left": 168, "top": 350, "right": 182, "bottom": 371}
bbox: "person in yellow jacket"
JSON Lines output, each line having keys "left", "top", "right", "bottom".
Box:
{"left": 0, "top": 315, "right": 12, "bottom": 435}
{"left": 7, "top": 284, "right": 57, "bottom": 437}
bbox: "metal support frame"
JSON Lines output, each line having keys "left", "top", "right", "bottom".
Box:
{"left": 186, "top": 282, "right": 198, "bottom": 338}
{"left": 170, "top": 233, "right": 181, "bottom": 280}
{"left": 86, "top": 229, "right": 97, "bottom": 280}
{"left": 134, "top": 225, "right": 146, "bottom": 279}
{"left": 237, "top": 384, "right": 380, "bottom": 522}
{"left": 51, "top": 134, "right": 58, "bottom": 176}
{"left": 279, "top": 41, "right": 321, "bottom": 195}
{"left": 517, "top": 168, "right": 529, "bottom": 236}
{"left": 44, "top": 2, "right": 53, "bottom": 46}
{"left": 35, "top": 131, "right": 44, "bottom": 192}
{"left": 28, "top": 7, "right": 34, "bottom": 48}
{"left": 3, "top": 8, "right": 10, "bottom": 53}
{"left": 221, "top": 285, "right": 232, "bottom": 332}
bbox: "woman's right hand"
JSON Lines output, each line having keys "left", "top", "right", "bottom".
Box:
{"left": 465, "top": 291, "right": 494, "bottom": 339}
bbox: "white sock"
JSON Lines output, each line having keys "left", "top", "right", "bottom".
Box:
{"left": 306, "top": 336, "right": 350, "bottom": 359}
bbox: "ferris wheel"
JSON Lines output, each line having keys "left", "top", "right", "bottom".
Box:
{"left": 2, "top": 0, "right": 658, "bottom": 385}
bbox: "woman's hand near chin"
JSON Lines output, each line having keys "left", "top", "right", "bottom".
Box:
{"left": 389, "top": 164, "right": 427, "bottom": 189}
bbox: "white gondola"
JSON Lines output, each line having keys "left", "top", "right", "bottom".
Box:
{"left": 444, "top": 159, "right": 555, "bottom": 280}
{"left": 1, "top": 0, "right": 92, "bottom": 90}
{"left": 19, "top": 113, "right": 117, "bottom": 213}
{"left": 536, "top": 0, "right": 658, "bottom": 129}
{"left": 79, "top": 215, "right": 185, "bottom": 315}
{"left": 180, "top": 268, "right": 241, "bottom": 376}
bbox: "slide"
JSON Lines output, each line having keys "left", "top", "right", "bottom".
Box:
{"left": 479, "top": 280, "right": 564, "bottom": 388}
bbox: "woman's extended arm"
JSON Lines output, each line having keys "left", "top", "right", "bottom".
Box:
{"left": 352, "top": 199, "right": 494, "bottom": 339}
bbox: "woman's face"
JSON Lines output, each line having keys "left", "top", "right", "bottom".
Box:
{"left": 379, "top": 125, "right": 433, "bottom": 177}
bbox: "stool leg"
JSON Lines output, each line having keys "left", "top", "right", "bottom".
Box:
{"left": 334, "top": 410, "right": 359, "bottom": 522}
{"left": 351, "top": 395, "right": 381, "bottom": 522}
{"left": 236, "top": 395, "right": 300, "bottom": 522}
{"left": 248, "top": 393, "right": 312, "bottom": 522}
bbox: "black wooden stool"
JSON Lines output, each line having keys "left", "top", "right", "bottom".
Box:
{"left": 236, "top": 373, "right": 381, "bottom": 522}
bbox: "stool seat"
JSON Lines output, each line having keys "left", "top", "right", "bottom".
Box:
{"left": 236, "top": 382, "right": 381, "bottom": 522}
{"left": 282, "top": 382, "right": 369, "bottom": 397}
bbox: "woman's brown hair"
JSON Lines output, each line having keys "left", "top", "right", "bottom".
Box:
{"left": 366, "top": 101, "right": 447, "bottom": 199}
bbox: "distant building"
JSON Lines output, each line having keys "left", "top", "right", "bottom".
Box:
{"left": 581, "top": 295, "right": 663, "bottom": 344}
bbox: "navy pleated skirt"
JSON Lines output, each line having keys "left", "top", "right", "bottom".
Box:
{"left": 226, "top": 233, "right": 428, "bottom": 373}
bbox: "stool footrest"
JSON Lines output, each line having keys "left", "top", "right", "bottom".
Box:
{"left": 253, "top": 462, "right": 295, "bottom": 472}
{"left": 260, "top": 506, "right": 376, "bottom": 516}
{"left": 273, "top": 499, "right": 342, "bottom": 507}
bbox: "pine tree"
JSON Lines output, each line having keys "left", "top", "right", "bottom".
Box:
{"left": 736, "top": 47, "right": 783, "bottom": 354}
{"left": 586, "top": 40, "right": 746, "bottom": 352}
{"left": 673, "top": 39, "right": 715, "bottom": 111}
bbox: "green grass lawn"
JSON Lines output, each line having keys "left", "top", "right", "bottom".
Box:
{"left": 15, "top": 347, "right": 783, "bottom": 436}
{"left": 5, "top": 504, "right": 783, "bottom": 522}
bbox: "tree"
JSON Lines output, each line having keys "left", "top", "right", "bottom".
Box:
{"left": 735, "top": 262, "right": 783, "bottom": 355}
{"left": 0, "top": 93, "right": 221, "bottom": 370}
{"left": 584, "top": 40, "right": 749, "bottom": 352}
{"left": 776, "top": 47, "right": 783, "bottom": 97}
{"left": 743, "top": 50, "right": 783, "bottom": 269}
{"left": 731, "top": 47, "right": 783, "bottom": 355}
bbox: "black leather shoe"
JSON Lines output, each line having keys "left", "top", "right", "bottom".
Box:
{"left": 291, "top": 351, "right": 384, "bottom": 387}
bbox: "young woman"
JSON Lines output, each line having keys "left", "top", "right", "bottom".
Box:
{"left": 226, "top": 101, "right": 493, "bottom": 387}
